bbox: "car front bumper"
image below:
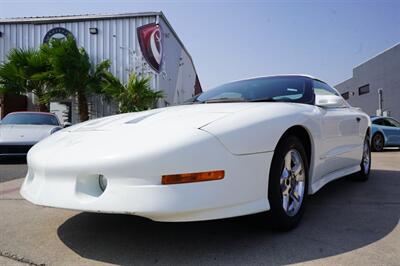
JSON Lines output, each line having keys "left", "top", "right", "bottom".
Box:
{"left": 20, "top": 130, "right": 273, "bottom": 222}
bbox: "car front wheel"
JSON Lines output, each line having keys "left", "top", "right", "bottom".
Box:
{"left": 353, "top": 134, "right": 371, "bottom": 181}
{"left": 268, "top": 135, "right": 308, "bottom": 231}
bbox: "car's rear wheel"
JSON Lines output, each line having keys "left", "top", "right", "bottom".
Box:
{"left": 268, "top": 135, "right": 308, "bottom": 231}
{"left": 353, "top": 134, "right": 371, "bottom": 181}
{"left": 372, "top": 133, "right": 384, "bottom": 152}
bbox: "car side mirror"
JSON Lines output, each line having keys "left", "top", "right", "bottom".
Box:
{"left": 63, "top": 122, "right": 72, "bottom": 128}
{"left": 315, "top": 94, "right": 346, "bottom": 108}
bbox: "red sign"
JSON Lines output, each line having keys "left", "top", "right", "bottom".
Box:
{"left": 137, "top": 23, "right": 163, "bottom": 73}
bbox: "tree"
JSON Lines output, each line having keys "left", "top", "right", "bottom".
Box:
{"left": 0, "top": 48, "right": 51, "bottom": 111}
{"left": 101, "top": 72, "right": 164, "bottom": 113}
{"left": 41, "top": 36, "right": 111, "bottom": 121}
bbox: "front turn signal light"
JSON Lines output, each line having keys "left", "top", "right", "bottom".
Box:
{"left": 162, "top": 170, "right": 225, "bottom": 185}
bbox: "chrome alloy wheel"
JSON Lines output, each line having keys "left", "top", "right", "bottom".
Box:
{"left": 363, "top": 138, "right": 371, "bottom": 173}
{"left": 280, "top": 149, "right": 305, "bottom": 217}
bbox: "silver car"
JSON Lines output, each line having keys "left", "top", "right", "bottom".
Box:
{"left": 0, "top": 112, "right": 65, "bottom": 158}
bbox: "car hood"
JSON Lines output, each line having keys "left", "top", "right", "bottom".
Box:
{"left": 28, "top": 103, "right": 264, "bottom": 164}
{"left": 0, "top": 124, "right": 58, "bottom": 143}
{"left": 29, "top": 102, "right": 305, "bottom": 165}
{"left": 67, "top": 103, "right": 263, "bottom": 132}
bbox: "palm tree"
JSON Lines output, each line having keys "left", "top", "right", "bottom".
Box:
{"left": 41, "top": 36, "right": 111, "bottom": 121}
{"left": 102, "top": 72, "right": 164, "bottom": 113}
{"left": 0, "top": 48, "right": 51, "bottom": 111}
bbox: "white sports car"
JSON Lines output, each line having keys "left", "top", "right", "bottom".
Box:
{"left": 0, "top": 112, "right": 64, "bottom": 159}
{"left": 20, "top": 75, "right": 371, "bottom": 230}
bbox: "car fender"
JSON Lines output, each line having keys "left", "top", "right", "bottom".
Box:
{"left": 200, "top": 103, "right": 322, "bottom": 156}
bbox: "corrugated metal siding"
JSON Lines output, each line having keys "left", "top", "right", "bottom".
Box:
{"left": 2, "top": 16, "right": 157, "bottom": 81}
{"left": 0, "top": 16, "right": 158, "bottom": 122}
{"left": 0, "top": 14, "right": 198, "bottom": 123}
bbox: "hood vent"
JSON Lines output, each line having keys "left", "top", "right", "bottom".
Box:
{"left": 126, "top": 111, "right": 163, "bottom": 124}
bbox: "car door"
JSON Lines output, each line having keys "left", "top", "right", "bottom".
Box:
{"left": 313, "top": 80, "right": 363, "bottom": 177}
{"left": 382, "top": 118, "right": 400, "bottom": 146}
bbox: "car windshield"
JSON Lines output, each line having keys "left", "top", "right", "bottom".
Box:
{"left": 192, "top": 76, "right": 310, "bottom": 104}
{"left": 1, "top": 113, "right": 59, "bottom": 126}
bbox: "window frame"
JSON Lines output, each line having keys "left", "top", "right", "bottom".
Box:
{"left": 358, "top": 84, "right": 370, "bottom": 95}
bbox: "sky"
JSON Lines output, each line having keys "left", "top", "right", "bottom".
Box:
{"left": 0, "top": 0, "right": 399, "bottom": 89}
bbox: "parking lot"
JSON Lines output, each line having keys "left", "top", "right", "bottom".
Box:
{"left": 0, "top": 150, "right": 399, "bottom": 266}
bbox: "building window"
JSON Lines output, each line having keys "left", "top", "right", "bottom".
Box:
{"left": 341, "top": 92, "right": 349, "bottom": 100}
{"left": 358, "top": 84, "right": 370, "bottom": 95}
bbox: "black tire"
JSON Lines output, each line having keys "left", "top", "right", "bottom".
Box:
{"left": 267, "top": 135, "right": 309, "bottom": 231}
{"left": 353, "top": 134, "right": 371, "bottom": 181}
{"left": 371, "top": 133, "right": 384, "bottom": 152}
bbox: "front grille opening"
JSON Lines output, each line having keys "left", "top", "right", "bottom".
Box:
{"left": 0, "top": 145, "right": 33, "bottom": 154}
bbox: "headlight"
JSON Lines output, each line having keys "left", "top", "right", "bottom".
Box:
{"left": 50, "top": 127, "right": 61, "bottom": 134}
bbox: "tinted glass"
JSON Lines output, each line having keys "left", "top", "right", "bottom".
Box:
{"left": 341, "top": 92, "right": 349, "bottom": 100}
{"left": 195, "top": 76, "right": 311, "bottom": 103}
{"left": 2, "top": 113, "right": 59, "bottom": 126}
{"left": 313, "top": 80, "right": 339, "bottom": 96}
{"left": 372, "top": 119, "right": 384, "bottom": 125}
{"left": 385, "top": 118, "right": 400, "bottom": 127}
{"left": 359, "top": 84, "right": 370, "bottom": 95}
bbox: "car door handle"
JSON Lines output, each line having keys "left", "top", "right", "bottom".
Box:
{"left": 356, "top": 117, "right": 361, "bottom": 122}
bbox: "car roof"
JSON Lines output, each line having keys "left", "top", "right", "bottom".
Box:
{"left": 236, "top": 74, "right": 317, "bottom": 82}
{"left": 371, "top": 116, "right": 398, "bottom": 121}
{"left": 8, "top": 111, "right": 56, "bottom": 116}
{"left": 218, "top": 74, "right": 320, "bottom": 87}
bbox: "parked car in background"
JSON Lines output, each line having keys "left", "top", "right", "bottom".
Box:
{"left": 370, "top": 116, "right": 400, "bottom": 151}
{"left": 21, "top": 75, "right": 371, "bottom": 230}
{"left": 0, "top": 112, "right": 64, "bottom": 159}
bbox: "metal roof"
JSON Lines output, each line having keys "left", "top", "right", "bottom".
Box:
{"left": 0, "top": 12, "right": 161, "bottom": 24}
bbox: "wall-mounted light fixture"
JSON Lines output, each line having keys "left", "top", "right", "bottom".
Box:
{"left": 89, "top": 28, "right": 98, "bottom": 34}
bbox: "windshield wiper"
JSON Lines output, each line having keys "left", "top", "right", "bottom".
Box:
{"left": 203, "top": 97, "right": 249, "bottom": 103}
{"left": 187, "top": 97, "right": 277, "bottom": 104}
{"left": 250, "top": 97, "right": 277, "bottom": 102}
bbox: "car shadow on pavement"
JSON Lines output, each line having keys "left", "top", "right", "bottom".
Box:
{"left": 380, "top": 148, "right": 400, "bottom": 152}
{"left": 57, "top": 169, "right": 400, "bottom": 265}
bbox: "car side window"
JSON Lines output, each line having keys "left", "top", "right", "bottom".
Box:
{"left": 385, "top": 118, "right": 400, "bottom": 128}
{"left": 372, "top": 119, "right": 383, "bottom": 125}
{"left": 313, "top": 80, "right": 339, "bottom": 96}
{"left": 389, "top": 119, "right": 400, "bottom": 127}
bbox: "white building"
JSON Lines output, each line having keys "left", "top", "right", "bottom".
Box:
{"left": 0, "top": 12, "right": 202, "bottom": 123}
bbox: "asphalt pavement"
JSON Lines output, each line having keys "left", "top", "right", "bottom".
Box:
{"left": 0, "top": 158, "right": 27, "bottom": 183}
{"left": 0, "top": 150, "right": 399, "bottom": 265}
